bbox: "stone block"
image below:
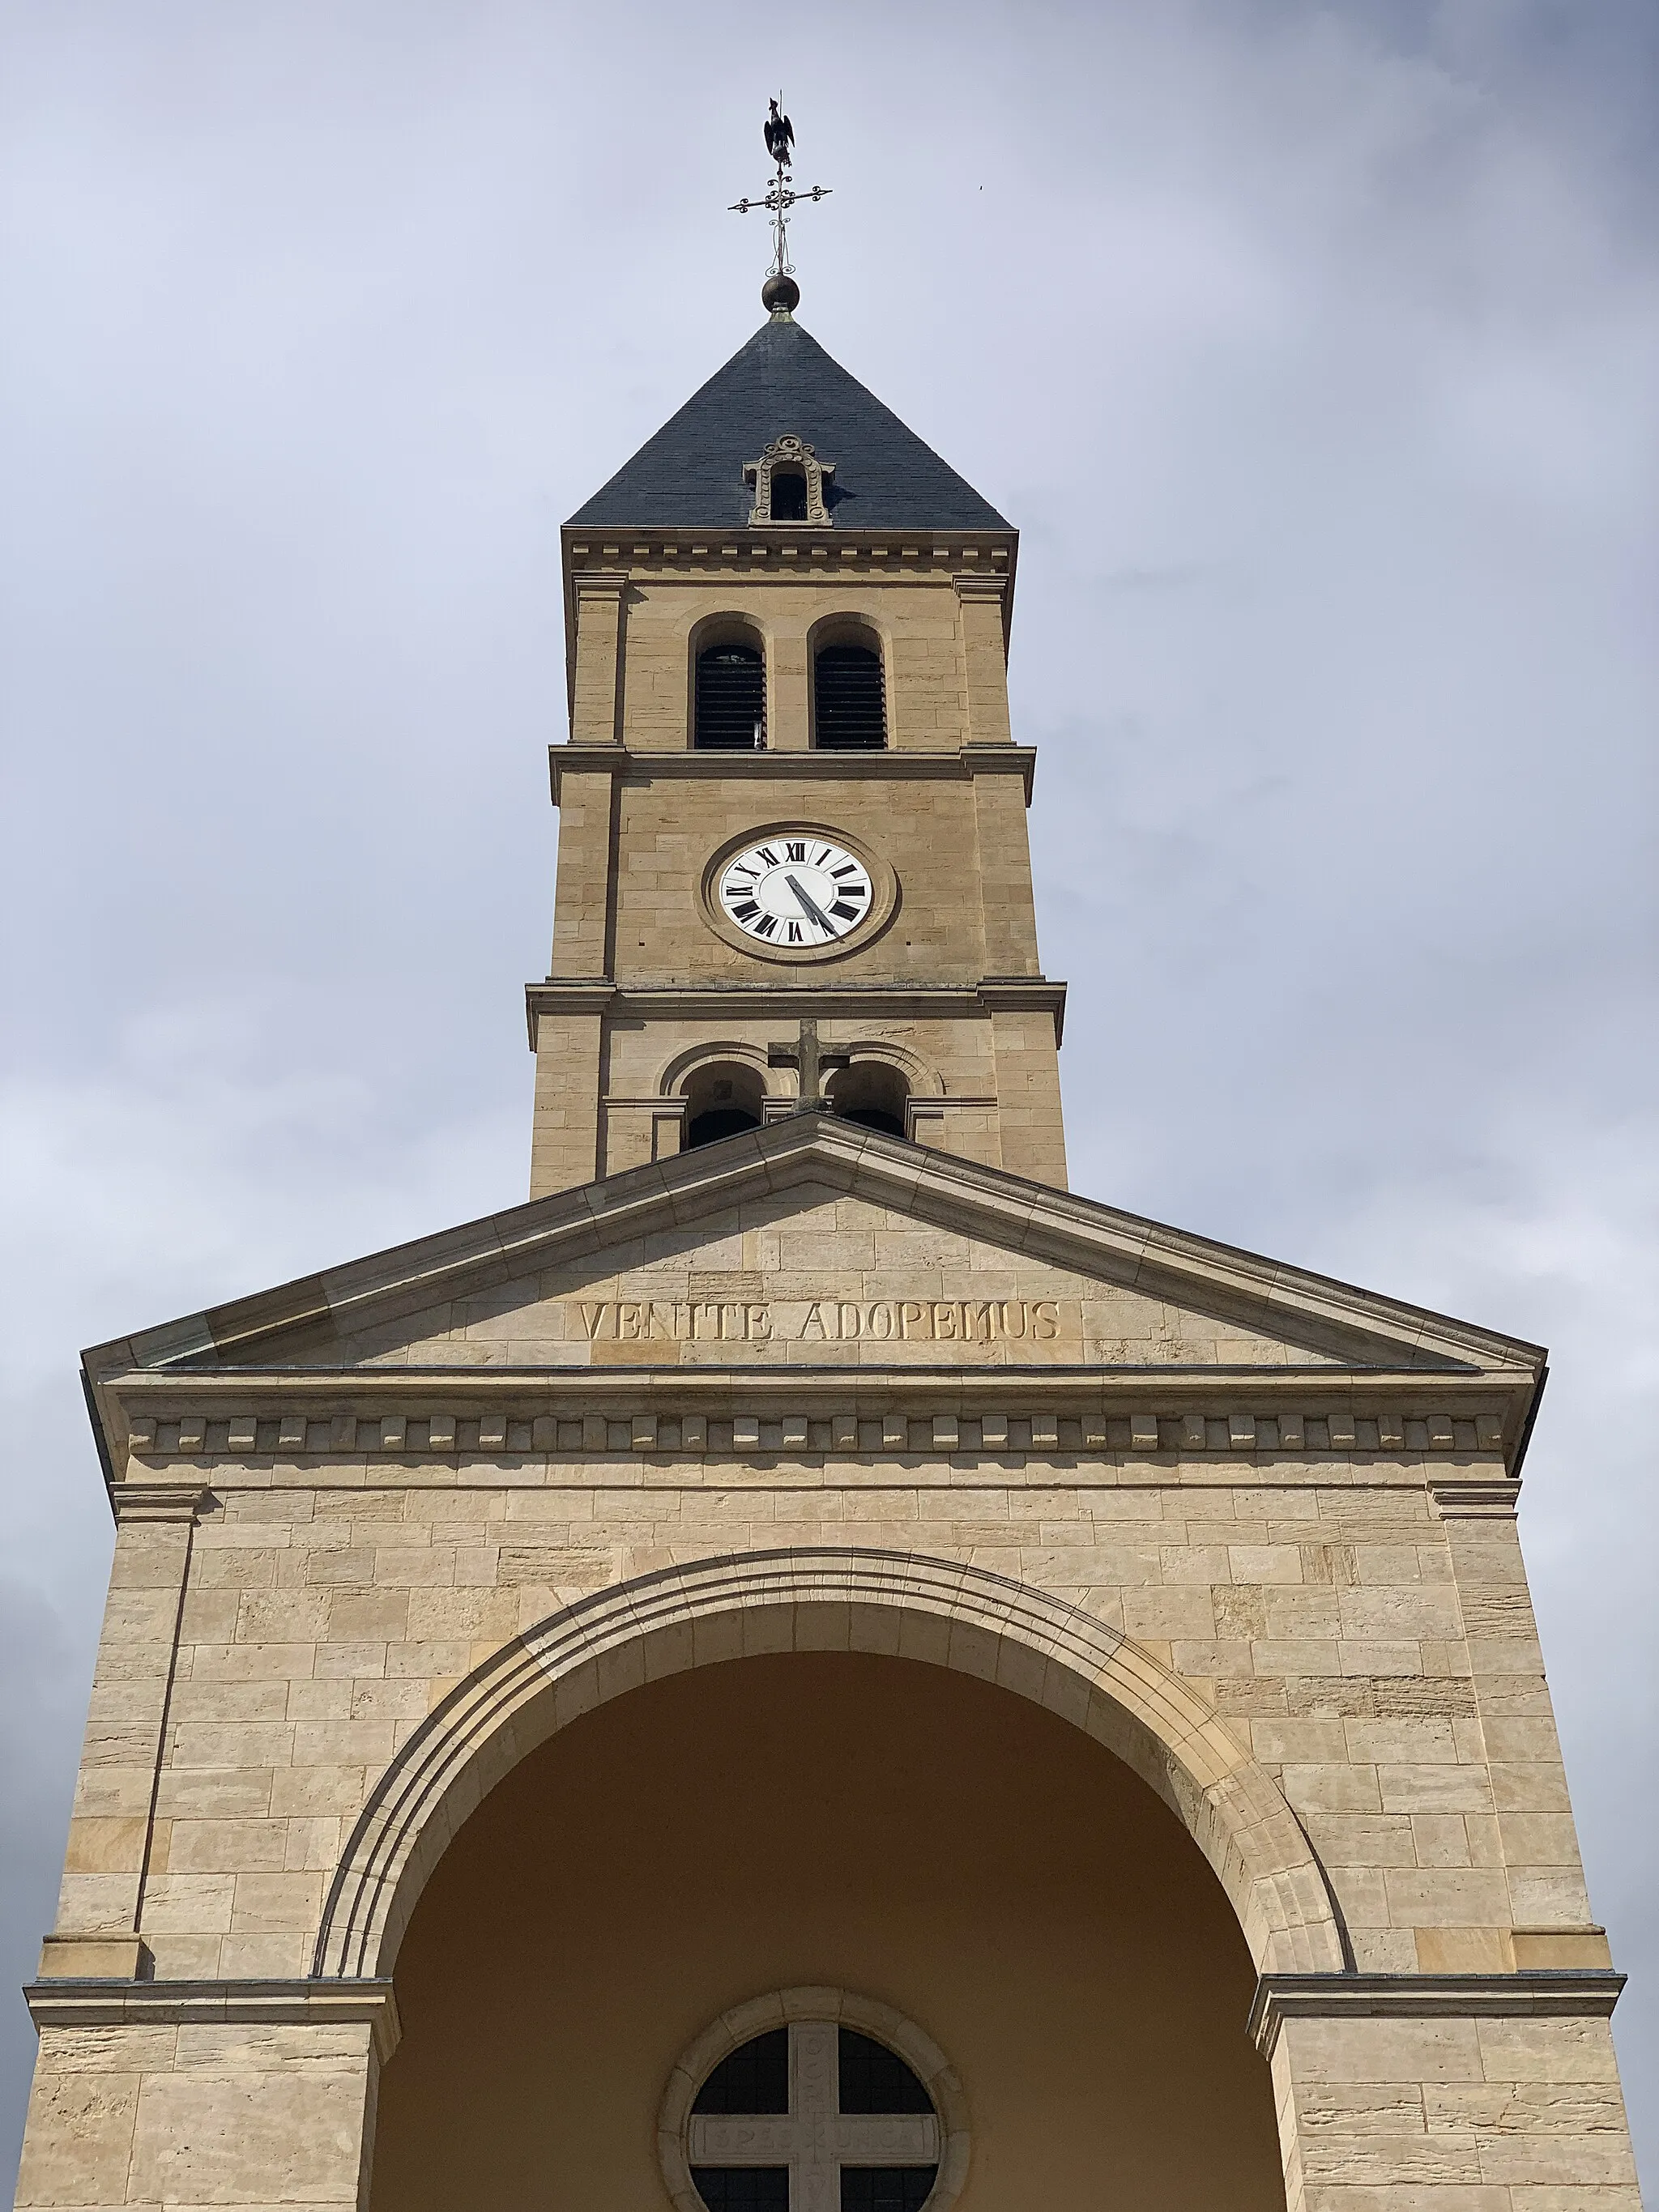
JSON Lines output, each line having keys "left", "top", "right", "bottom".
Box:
{"left": 14, "top": 2056, "right": 141, "bottom": 2207}
{"left": 128, "top": 2061, "right": 374, "bottom": 2206}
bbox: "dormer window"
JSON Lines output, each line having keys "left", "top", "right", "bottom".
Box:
{"left": 745, "top": 434, "right": 834, "bottom": 526}
{"left": 769, "top": 467, "right": 808, "bottom": 522}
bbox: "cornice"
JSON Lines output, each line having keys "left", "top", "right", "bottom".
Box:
{"left": 547, "top": 744, "right": 1037, "bottom": 806}
{"left": 562, "top": 527, "right": 1016, "bottom": 574}
{"left": 524, "top": 976, "right": 1067, "bottom": 1042}
{"left": 109, "top": 1374, "right": 1524, "bottom": 1485}
{"left": 24, "top": 1977, "right": 401, "bottom": 2061}
{"left": 1248, "top": 1970, "right": 1625, "bottom": 2059}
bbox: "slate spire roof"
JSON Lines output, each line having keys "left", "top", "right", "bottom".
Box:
{"left": 566, "top": 314, "right": 1011, "bottom": 533}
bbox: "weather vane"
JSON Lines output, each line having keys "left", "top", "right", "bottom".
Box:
{"left": 730, "top": 93, "right": 831, "bottom": 312}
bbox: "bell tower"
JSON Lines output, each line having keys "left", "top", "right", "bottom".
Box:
{"left": 527, "top": 278, "right": 1068, "bottom": 1198}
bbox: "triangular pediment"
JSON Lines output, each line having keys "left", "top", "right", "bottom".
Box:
{"left": 83, "top": 1120, "right": 1543, "bottom": 1390}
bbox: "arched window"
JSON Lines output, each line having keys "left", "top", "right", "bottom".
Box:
{"left": 695, "top": 641, "right": 766, "bottom": 750}
{"left": 684, "top": 1061, "right": 766, "bottom": 1149}
{"left": 813, "top": 633, "right": 886, "bottom": 750}
{"left": 828, "top": 1060, "right": 909, "bottom": 1139}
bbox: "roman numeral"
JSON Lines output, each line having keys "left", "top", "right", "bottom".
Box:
{"left": 830, "top": 862, "right": 856, "bottom": 878}
{"left": 831, "top": 901, "right": 861, "bottom": 922}
{"left": 757, "top": 845, "right": 781, "bottom": 867}
{"left": 786, "top": 920, "right": 803, "bottom": 943}
{"left": 731, "top": 901, "right": 760, "bottom": 922}
{"left": 812, "top": 845, "right": 831, "bottom": 866}
{"left": 753, "top": 913, "right": 778, "bottom": 937}
{"left": 785, "top": 841, "right": 806, "bottom": 862}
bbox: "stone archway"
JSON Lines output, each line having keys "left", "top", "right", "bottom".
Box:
{"left": 313, "top": 1546, "right": 1346, "bottom": 1984}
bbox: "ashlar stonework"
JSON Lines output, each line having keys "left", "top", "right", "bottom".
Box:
{"left": 17, "top": 1120, "right": 1638, "bottom": 2210}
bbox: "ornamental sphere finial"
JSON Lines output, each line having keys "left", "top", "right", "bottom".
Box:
{"left": 762, "top": 271, "right": 800, "bottom": 318}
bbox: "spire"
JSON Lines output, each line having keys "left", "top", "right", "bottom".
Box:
{"left": 729, "top": 92, "right": 832, "bottom": 319}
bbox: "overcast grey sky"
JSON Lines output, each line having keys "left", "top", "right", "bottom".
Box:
{"left": 2, "top": 0, "right": 1655, "bottom": 2188}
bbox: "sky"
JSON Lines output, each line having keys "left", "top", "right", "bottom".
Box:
{"left": 2, "top": 0, "right": 1655, "bottom": 2188}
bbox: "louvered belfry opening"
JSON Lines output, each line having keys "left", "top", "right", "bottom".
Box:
{"left": 814, "top": 641, "right": 886, "bottom": 750}
{"left": 695, "top": 643, "right": 766, "bottom": 749}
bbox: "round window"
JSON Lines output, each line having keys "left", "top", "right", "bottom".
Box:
{"left": 658, "top": 1992, "right": 968, "bottom": 2212}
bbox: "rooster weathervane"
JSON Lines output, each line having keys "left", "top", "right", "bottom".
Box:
{"left": 730, "top": 93, "right": 832, "bottom": 313}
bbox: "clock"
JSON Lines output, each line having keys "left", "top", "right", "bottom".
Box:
{"left": 716, "top": 833, "right": 875, "bottom": 948}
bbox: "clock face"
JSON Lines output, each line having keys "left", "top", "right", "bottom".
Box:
{"left": 717, "top": 834, "right": 873, "bottom": 948}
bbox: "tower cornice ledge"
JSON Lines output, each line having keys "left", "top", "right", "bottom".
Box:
{"left": 547, "top": 744, "right": 1036, "bottom": 804}
{"left": 523, "top": 977, "right": 1067, "bottom": 1046}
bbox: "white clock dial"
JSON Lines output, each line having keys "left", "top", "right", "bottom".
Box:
{"left": 718, "top": 834, "right": 873, "bottom": 948}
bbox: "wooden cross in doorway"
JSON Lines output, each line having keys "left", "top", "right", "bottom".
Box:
{"left": 768, "top": 1018, "right": 848, "bottom": 1113}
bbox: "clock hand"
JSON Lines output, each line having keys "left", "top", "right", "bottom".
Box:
{"left": 785, "top": 873, "right": 836, "bottom": 933}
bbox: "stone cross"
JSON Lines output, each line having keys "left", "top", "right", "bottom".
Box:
{"left": 688, "top": 2022, "right": 938, "bottom": 2212}
{"left": 768, "top": 1018, "right": 849, "bottom": 1113}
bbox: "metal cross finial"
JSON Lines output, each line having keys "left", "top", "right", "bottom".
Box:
{"left": 768, "top": 1019, "right": 849, "bottom": 1114}
{"left": 730, "top": 92, "right": 831, "bottom": 310}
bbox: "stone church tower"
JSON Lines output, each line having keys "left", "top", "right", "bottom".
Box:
{"left": 14, "top": 278, "right": 1641, "bottom": 2212}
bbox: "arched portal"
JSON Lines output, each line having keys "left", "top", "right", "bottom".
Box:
{"left": 367, "top": 1646, "right": 1291, "bottom": 2212}
{"left": 315, "top": 1549, "right": 1346, "bottom": 1986}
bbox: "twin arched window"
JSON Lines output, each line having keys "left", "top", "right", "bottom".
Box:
{"left": 693, "top": 628, "right": 886, "bottom": 751}
{"left": 682, "top": 1059, "right": 910, "bottom": 1152}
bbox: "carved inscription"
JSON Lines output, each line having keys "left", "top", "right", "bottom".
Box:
{"left": 577, "top": 1298, "right": 1064, "bottom": 1345}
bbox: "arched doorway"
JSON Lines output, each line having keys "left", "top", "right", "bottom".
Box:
{"left": 369, "top": 1650, "right": 1287, "bottom": 2212}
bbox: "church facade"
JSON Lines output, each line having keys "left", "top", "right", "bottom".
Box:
{"left": 14, "top": 287, "right": 1640, "bottom": 2212}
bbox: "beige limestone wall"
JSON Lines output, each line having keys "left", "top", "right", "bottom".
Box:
{"left": 38, "top": 1464, "right": 1595, "bottom": 1982}
{"left": 531, "top": 552, "right": 1068, "bottom": 1200}
{"left": 16, "top": 2017, "right": 384, "bottom": 2212}
{"left": 367, "top": 1651, "right": 1286, "bottom": 2212}
{"left": 603, "top": 770, "right": 1002, "bottom": 989}
{"left": 19, "top": 1448, "right": 1641, "bottom": 2211}
{"left": 1265, "top": 2007, "right": 1636, "bottom": 2207}
{"left": 602, "top": 575, "right": 978, "bottom": 757}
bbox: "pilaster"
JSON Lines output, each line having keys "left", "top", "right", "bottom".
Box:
{"left": 569, "top": 571, "right": 628, "bottom": 745}
{"left": 953, "top": 574, "right": 1012, "bottom": 746}
{"left": 41, "top": 1484, "right": 208, "bottom": 1981}
{"left": 1252, "top": 1973, "right": 1640, "bottom": 2209}
{"left": 546, "top": 757, "right": 620, "bottom": 978}
{"left": 1431, "top": 1480, "right": 1604, "bottom": 1958}
{"left": 16, "top": 1982, "right": 398, "bottom": 2212}
{"left": 528, "top": 986, "right": 612, "bottom": 1197}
